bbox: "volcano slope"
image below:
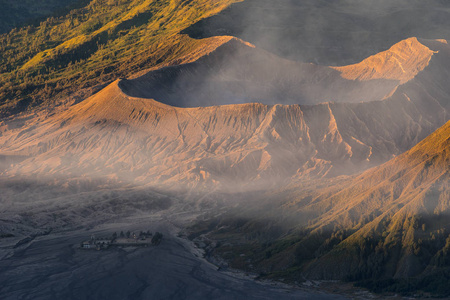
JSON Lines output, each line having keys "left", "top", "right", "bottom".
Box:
{"left": 0, "top": 36, "right": 449, "bottom": 191}
{"left": 193, "top": 120, "right": 449, "bottom": 296}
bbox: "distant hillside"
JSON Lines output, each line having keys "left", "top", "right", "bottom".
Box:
{"left": 0, "top": 0, "right": 84, "bottom": 34}
{"left": 184, "top": 0, "right": 450, "bottom": 65}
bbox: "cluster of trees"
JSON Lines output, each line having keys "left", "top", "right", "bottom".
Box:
{"left": 356, "top": 270, "right": 450, "bottom": 297}
{"left": 196, "top": 212, "right": 450, "bottom": 297}
{"left": 112, "top": 230, "right": 152, "bottom": 239}
{"left": 110, "top": 230, "right": 164, "bottom": 245}
{"left": 151, "top": 232, "right": 163, "bottom": 245}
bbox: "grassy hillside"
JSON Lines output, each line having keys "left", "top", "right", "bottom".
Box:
{"left": 0, "top": 0, "right": 239, "bottom": 116}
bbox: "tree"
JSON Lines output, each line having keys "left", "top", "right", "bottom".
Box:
{"left": 151, "top": 232, "right": 163, "bottom": 245}
{"left": 120, "top": 231, "right": 124, "bottom": 238}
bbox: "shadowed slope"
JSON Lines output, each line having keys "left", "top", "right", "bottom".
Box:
{"left": 0, "top": 0, "right": 83, "bottom": 33}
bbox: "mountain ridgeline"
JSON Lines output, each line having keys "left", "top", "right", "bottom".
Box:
{"left": 1, "top": 37, "right": 448, "bottom": 191}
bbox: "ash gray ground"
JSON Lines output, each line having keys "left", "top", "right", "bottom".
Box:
{"left": 0, "top": 217, "right": 348, "bottom": 300}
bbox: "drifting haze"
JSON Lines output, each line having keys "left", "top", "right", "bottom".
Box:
{"left": 184, "top": 0, "right": 450, "bottom": 65}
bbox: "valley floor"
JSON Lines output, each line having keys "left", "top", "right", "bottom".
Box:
{"left": 0, "top": 213, "right": 349, "bottom": 300}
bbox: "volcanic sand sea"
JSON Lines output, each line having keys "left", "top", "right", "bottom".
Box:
{"left": 0, "top": 212, "right": 349, "bottom": 300}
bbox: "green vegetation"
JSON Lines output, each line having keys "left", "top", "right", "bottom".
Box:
{"left": 0, "top": 0, "right": 239, "bottom": 116}
{"left": 189, "top": 212, "right": 450, "bottom": 297}
{"left": 355, "top": 271, "right": 450, "bottom": 297}
{"left": 151, "top": 232, "right": 163, "bottom": 245}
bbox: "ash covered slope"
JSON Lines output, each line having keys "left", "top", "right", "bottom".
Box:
{"left": 298, "top": 120, "right": 450, "bottom": 281}
{"left": 304, "top": 120, "right": 450, "bottom": 233}
{"left": 195, "top": 119, "right": 449, "bottom": 292}
{"left": 0, "top": 37, "right": 448, "bottom": 190}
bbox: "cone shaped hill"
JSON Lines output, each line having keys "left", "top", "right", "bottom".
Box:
{"left": 0, "top": 37, "right": 448, "bottom": 191}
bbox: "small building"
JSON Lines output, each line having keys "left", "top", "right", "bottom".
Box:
{"left": 82, "top": 241, "right": 95, "bottom": 249}
{"left": 81, "top": 236, "right": 112, "bottom": 250}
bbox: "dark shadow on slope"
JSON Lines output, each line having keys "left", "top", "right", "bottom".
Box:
{"left": 0, "top": 0, "right": 90, "bottom": 34}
